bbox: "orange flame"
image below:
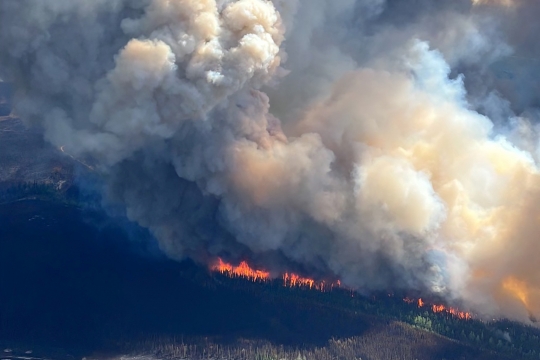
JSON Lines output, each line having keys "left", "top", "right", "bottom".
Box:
{"left": 283, "top": 273, "right": 339, "bottom": 291}
{"left": 211, "top": 258, "right": 340, "bottom": 292}
{"left": 211, "top": 258, "right": 472, "bottom": 319}
{"left": 283, "top": 272, "right": 315, "bottom": 288}
{"left": 211, "top": 258, "right": 270, "bottom": 282}
{"left": 415, "top": 297, "right": 472, "bottom": 320}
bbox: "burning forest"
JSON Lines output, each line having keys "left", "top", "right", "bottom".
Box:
{"left": 2, "top": 0, "right": 540, "bottom": 325}
{"left": 211, "top": 258, "right": 271, "bottom": 282}
{"left": 212, "top": 258, "right": 473, "bottom": 321}
{"left": 409, "top": 298, "right": 473, "bottom": 321}
{"left": 211, "top": 258, "right": 340, "bottom": 291}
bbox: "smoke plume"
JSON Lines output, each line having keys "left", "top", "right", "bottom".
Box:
{"left": 2, "top": 0, "right": 540, "bottom": 322}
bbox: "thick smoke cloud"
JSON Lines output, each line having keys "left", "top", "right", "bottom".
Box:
{"left": 2, "top": 0, "right": 540, "bottom": 322}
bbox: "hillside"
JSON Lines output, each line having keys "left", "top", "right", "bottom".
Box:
{"left": 0, "top": 195, "right": 537, "bottom": 360}
{"left": 1, "top": 120, "right": 540, "bottom": 360}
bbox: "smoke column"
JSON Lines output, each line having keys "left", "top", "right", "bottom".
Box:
{"left": 2, "top": 0, "right": 540, "bottom": 322}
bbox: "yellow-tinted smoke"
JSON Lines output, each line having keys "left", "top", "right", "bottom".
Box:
{"left": 503, "top": 277, "right": 530, "bottom": 309}
{"left": 289, "top": 42, "right": 540, "bottom": 321}
{"left": 472, "top": 0, "right": 515, "bottom": 6}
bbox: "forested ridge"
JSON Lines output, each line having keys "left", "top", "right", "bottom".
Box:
{"left": 206, "top": 272, "right": 540, "bottom": 359}
{"left": 1, "top": 185, "right": 539, "bottom": 360}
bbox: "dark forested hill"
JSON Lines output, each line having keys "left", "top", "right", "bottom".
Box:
{"left": 0, "top": 197, "right": 536, "bottom": 360}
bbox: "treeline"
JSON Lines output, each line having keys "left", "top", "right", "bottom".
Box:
{"left": 208, "top": 272, "right": 540, "bottom": 359}
{"left": 373, "top": 295, "right": 540, "bottom": 359}
{"left": 113, "top": 327, "right": 509, "bottom": 360}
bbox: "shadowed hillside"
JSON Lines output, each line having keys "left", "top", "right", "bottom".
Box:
{"left": 0, "top": 82, "right": 11, "bottom": 117}
{"left": 0, "top": 198, "right": 523, "bottom": 360}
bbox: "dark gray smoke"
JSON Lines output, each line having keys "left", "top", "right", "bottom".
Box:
{"left": 2, "top": 0, "right": 540, "bottom": 322}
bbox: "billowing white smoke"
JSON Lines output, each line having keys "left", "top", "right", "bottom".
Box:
{"left": 2, "top": 0, "right": 540, "bottom": 322}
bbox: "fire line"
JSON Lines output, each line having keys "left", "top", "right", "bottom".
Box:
{"left": 211, "top": 258, "right": 473, "bottom": 319}
{"left": 210, "top": 258, "right": 340, "bottom": 291}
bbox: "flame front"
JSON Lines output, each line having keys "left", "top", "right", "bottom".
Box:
{"left": 416, "top": 298, "right": 473, "bottom": 320}
{"left": 211, "top": 258, "right": 270, "bottom": 282}
{"left": 283, "top": 273, "right": 340, "bottom": 291}
{"left": 211, "top": 258, "right": 339, "bottom": 291}
{"left": 211, "top": 258, "right": 472, "bottom": 319}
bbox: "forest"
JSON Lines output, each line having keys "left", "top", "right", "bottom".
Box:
{"left": 1, "top": 183, "right": 540, "bottom": 360}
